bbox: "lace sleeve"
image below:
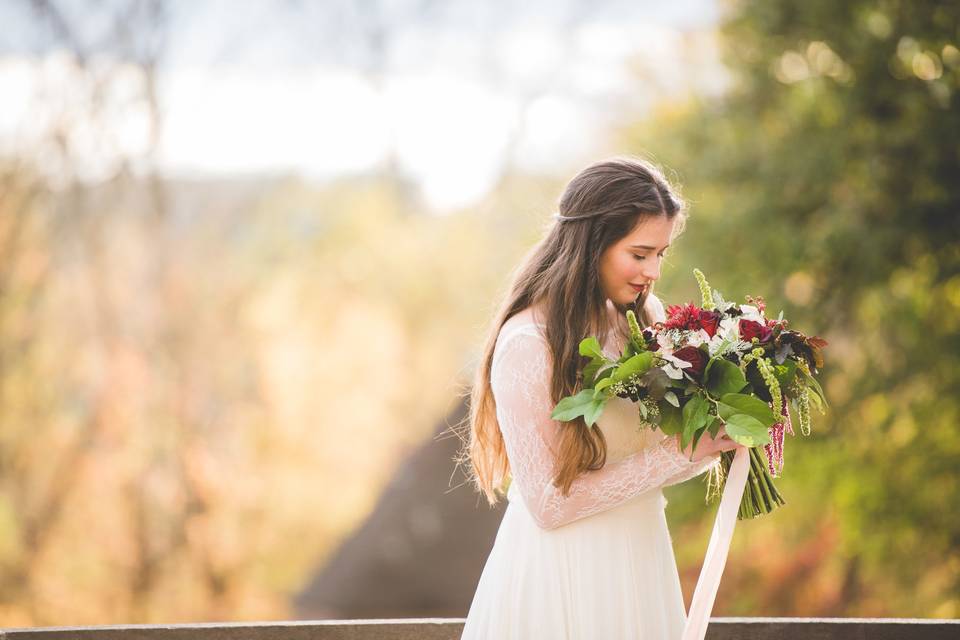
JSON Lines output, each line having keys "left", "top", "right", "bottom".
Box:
{"left": 491, "top": 323, "right": 720, "bottom": 530}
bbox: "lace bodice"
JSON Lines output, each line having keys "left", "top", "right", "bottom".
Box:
{"left": 491, "top": 298, "right": 720, "bottom": 530}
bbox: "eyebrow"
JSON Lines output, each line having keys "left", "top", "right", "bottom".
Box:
{"left": 629, "top": 244, "right": 670, "bottom": 250}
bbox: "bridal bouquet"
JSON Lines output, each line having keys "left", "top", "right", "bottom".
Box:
{"left": 550, "top": 269, "right": 828, "bottom": 520}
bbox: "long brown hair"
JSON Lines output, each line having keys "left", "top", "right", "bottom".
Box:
{"left": 456, "top": 154, "right": 689, "bottom": 506}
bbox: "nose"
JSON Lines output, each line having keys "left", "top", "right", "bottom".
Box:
{"left": 642, "top": 259, "right": 661, "bottom": 282}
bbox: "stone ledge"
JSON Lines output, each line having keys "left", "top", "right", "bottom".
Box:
{"left": 1, "top": 617, "right": 957, "bottom": 640}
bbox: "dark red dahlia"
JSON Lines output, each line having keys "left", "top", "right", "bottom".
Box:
{"left": 664, "top": 303, "right": 701, "bottom": 331}
{"left": 665, "top": 303, "right": 722, "bottom": 338}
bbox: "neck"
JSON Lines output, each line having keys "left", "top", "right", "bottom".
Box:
{"left": 605, "top": 298, "right": 630, "bottom": 327}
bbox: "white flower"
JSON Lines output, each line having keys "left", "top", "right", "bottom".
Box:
{"left": 658, "top": 352, "right": 691, "bottom": 380}
{"left": 707, "top": 333, "right": 725, "bottom": 356}
{"left": 739, "top": 304, "right": 763, "bottom": 321}
{"left": 657, "top": 332, "right": 674, "bottom": 352}
{"left": 718, "top": 316, "right": 739, "bottom": 341}
{"left": 686, "top": 329, "right": 711, "bottom": 348}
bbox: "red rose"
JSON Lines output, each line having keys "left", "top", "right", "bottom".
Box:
{"left": 739, "top": 318, "right": 773, "bottom": 343}
{"left": 672, "top": 345, "right": 708, "bottom": 381}
{"left": 698, "top": 310, "right": 721, "bottom": 338}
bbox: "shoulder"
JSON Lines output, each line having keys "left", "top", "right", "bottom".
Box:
{"left": 493, "top": 309, "right": 548, "bottom": 368}
{"left": 498, "top": 309, "right": 547, "bottom": 348}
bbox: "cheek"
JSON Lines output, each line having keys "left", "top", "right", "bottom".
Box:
{"left": 602, "top": 252, "right": 639, "bottom": 282}
{"left": 616, "top": 254, "right": 640, "bottom": 279}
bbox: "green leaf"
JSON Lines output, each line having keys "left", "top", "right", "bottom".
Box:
{"left": 550, "top": 389, "right": 609, "bottom": 427}
{"left": 583, "top": 395, "right": 609, "bottom": 427}
{"left": 681, "top": 393, "right": 710, "bottom": 450}
{"left": 772, "top": 359, "right": 797, "bottom": 389}
{"left": 807, "top": 386, "right": 826, "bottom": 414}
{"left": 594, "top": 377, "right": 615, "bottom": 394}
{"left": 593, "top": 378, "right": 613, "bottom": 400}
{"left": 705, "top": 357, "right": 748, "bottom": 398}
{"left": 610, "top": 351, "right": 654, "bottom": 383}
{"left": 658, "top": 402, "right": 683, "bottom": 435}
{"left": 664, "top": 391, "right": 680, "bottom": 407}
{"left": 551, "top": 389, "right": 596, "bottom": 422}
{"left": 583, "top": 360, "right": 616, "bottom": 387}
{"left": 583, "top": 360, "right": 601, "bottom": 386}
{"left": 706, "top": 415, "right": 723, "bottom": 438}
{"left": 797, "top": 365, "right": 829, "bottom": 408}
{"left": 718, "top": 392, "right": 777, "bottom": 427}
{"left": 579, "top": 336, "right": 604, "bottom": 360}
{"left": 687, "top": 428, "right": 704, "bottom": 459}
{"left": 723, "top": 413, "right": 772, "bottom": 446}
{"left": 641, "top": 367, "right": 671, "bottom": 401}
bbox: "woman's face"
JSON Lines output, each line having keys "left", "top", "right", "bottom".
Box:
{"left": 599, "top": 215, "right": 676, "bottom": 306}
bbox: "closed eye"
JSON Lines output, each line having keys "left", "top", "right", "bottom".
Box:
{"left": 633, "top": 253, "right": 666, "bottom": 261}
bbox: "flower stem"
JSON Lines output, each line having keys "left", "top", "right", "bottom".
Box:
{"left": 749, "top": 449, "right": 774, "bottom": 513}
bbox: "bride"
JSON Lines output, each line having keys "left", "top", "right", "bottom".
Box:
{"left": 459, "top": 155, "right": 746, "bottom": 639}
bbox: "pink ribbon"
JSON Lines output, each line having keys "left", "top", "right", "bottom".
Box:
{"left": 681, "top": 446, "right": 751, "bottom": 640}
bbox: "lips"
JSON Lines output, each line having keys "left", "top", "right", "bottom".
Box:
{"left": 630, "top": 283, "right": 649, "bottom": 293}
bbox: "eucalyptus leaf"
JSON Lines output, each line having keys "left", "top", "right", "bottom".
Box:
{"left": 664, "top": 391, "right": 680, "bottom": 407}
{"left": 641, "top": 367, "right": 671, "bottom": 401}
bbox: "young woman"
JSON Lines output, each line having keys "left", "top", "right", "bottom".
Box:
{"left": 459, "top": 156, "right": 746, "bottom": 639}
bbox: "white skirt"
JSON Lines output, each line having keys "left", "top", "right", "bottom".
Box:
{"left": 461, "top": 488, "right": 689, "bottom": 640}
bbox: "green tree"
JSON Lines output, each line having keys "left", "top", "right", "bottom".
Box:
{"left": 628, "top": 0, "right": 959, "bottom": 617}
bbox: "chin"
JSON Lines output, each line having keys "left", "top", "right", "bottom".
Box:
{"left": 627, "top": 290, "right": 646, "bottom": 308}
{"left": 611, "top": 292, "right": 638, "bottom": 309}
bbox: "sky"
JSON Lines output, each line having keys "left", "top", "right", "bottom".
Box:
{"left": 0, "top": 0, "right": 728, "bottom": 212}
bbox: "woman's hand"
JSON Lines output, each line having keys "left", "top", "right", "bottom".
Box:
{"left": 683, "top": 425, "right": 747, "bottom": 462}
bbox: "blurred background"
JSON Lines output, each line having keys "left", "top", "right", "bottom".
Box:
{"left": 0, "top": 0, "right": 957, "bottom": 627}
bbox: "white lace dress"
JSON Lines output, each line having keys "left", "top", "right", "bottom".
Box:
{"left": 461, "top": 308, "right": 721, "bottom": 640}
